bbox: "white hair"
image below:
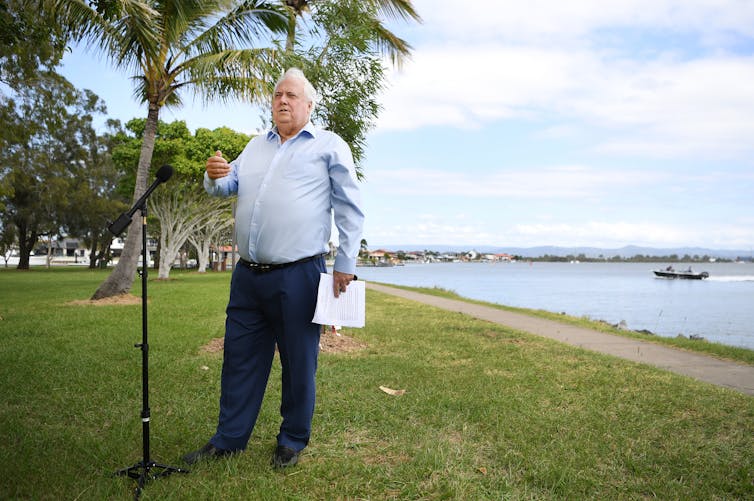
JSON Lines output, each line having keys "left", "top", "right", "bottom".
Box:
{"left": 275, "top": 68, "right": 317, "bottom": 112}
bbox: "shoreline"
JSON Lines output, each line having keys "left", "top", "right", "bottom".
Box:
{"left": 367, "top": 282, "right": 754, "bottom": 396}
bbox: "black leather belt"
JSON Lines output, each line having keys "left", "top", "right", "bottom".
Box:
{"left": 238, "top": 254, "right": 325, "bottom": 273}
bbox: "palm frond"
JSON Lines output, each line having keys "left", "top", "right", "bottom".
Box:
{"left": 181, "top": 48, "right": 278, "bottom": 105}
{"left": 369, "top": 0, "right": 422, "bottom": 23}
{"left": 187, "top": 0, "right": 287, "bottom": 57}
{"left": 369, "top": 18, "right": 413, "bottom": 67}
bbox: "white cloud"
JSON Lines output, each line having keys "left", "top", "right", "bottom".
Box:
{"left": 362, "top": 0, "right": 754, "bottom": 250}
{"left": 377, "top": 1, "right": 754, "bottom": 159}
{"left": 378, "top": 45, "right": 581, "bottom": 130}
{"left": 368, "top": 165, "right": 665, "bottom": 199}
{"left": 412, "top": 0, "right": 754, "bottom": 43}
{"left": 573, "top": 56, "right": 754, "bottom": 156}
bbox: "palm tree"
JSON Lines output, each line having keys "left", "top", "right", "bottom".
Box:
{"left": 281, "top": 0, "right": 421, "bottom": 66}
{"left": 55, "top": 0, "right": 287, "bottom": 299}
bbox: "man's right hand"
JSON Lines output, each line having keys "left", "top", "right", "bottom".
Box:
{"left": 206, "top": 150, "right": 231, "bottom": 179}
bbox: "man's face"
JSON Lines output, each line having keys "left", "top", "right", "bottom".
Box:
{"left": 272, "top": 77, "right": 312, "bottom": 134}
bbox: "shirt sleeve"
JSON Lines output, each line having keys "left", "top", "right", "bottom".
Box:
{"left": 329, "top": 137, "right": 365, "bottom": 275}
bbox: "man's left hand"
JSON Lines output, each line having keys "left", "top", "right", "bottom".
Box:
{"left": 332, "top": 271, "right": 355, "bottom": 297}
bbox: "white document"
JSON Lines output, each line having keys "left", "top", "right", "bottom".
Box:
{"left": 312, "top": 273, "right": 366, "bottom": 328}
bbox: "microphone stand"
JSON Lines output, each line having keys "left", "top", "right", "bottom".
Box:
{"left": 110, "top": 170, "right": 187, "bottom": 498}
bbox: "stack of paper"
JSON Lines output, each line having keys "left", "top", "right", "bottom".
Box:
{"left": 311, "top": 273, "right": 366, "bottom": 328}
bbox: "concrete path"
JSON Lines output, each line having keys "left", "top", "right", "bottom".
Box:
{"left": 367, "top": 283, "right": 754, "bottom": 396}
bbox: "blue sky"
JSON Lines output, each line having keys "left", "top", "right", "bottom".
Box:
{"left": 59, "top": 0, "right": 754, "bottom": 251}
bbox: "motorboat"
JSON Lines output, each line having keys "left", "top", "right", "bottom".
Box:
{"left": 653, "top": 266, "right": 709, "bottom": 280}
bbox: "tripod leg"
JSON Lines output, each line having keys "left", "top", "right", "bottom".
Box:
{"left": 115, "top": 460, "right": 189, "bottom": 499}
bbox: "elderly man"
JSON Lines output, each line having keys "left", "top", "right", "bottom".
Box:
{"left": 183, "top": 68, "right": 364, "bottom": 468}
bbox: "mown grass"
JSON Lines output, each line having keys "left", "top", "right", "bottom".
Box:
{"left": 1, "top": 268, "right": 752, "bottom": 500}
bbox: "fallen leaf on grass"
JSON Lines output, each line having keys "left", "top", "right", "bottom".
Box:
{"left": 477, "top": 466, "right": 488, "bottom": 475}
{"left": 379, "top": 385, "right": 406, "bottom": 396}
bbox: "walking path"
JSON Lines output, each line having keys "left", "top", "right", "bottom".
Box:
{"left": 367, "top": 283, "right": 754, "bottom": 396}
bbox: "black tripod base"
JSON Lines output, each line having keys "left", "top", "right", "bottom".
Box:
{"left": 115, "top": 460, "right": 189, "bottom": 498}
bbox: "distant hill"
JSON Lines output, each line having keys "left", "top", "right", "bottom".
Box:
{"left": 374, "top": 244, "right": 753, "bottom": 260}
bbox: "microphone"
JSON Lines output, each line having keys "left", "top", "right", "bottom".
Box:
{"left": 108, "top": 165, "right": 174, "bottom": 236}
{"left": 155, "top": 164, "right": 173, "bottom": 183}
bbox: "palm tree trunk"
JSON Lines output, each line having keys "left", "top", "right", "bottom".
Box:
{"left": 91, "top": 104, "right": 161, "bottom": 299}
{"left": 285, "top": 9, "right": 297, "bottom": 53}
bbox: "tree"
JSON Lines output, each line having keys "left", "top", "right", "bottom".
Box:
{"left": 63, "top": 119, "right": 129, "bottom": 268}
{"left": 149, "top": 184, "right": 213, "bottom": 278}
{"left": 0, "top": 71, "right": 109, "bottom": 269}
{"left": 0, "top": 220, "right": 16, "bottom": 267}
{"left": 273, "top": 0, "right": 421, "bottom": 175}
{"left": 280, "top": 0, "right": 420, "bottom": 66}
{"left": 110, "top": 119, "right": 251, "bottom": 278}
{"left": 187, "top": 197, "right": 234, "bottom": 273}
{"left": 55, "top": 0, "right": 288, "bottom": 298}
{"left": 186, "top": 126, "right": 251, "bottom": 273}
{"left": 0, "top": 0, "right": 69, "bottom": 88}
{"left": 291, "top": 0, "right": 386, "bottom": 174}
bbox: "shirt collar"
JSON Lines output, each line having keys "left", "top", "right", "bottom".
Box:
{"left": 267, "top": 121, "right": 317, "bottom": 143}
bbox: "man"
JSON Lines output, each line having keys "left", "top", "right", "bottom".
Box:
{"left": 183, "top": 68, "right": 364, "bottom": 468}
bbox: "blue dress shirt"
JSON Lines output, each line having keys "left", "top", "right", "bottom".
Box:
{"left": 204, "top": 122, "right": 364, "bottom": 274}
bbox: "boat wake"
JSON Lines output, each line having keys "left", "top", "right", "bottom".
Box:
{"left": 706, "top": 275, "right": 754, "bottom": 282}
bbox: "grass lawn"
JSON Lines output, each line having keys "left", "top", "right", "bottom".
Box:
{"left": 1, "top": 268, "right": 752, "bottom": 500}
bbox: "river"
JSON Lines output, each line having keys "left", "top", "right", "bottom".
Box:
{"left": 354, "top": 261, "right": 754, "bottom": 350}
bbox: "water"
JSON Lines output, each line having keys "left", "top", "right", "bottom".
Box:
{"left": 355, "top": 261, "right": 754, "bottom": 350}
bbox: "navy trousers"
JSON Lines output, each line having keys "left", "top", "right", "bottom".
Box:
{"left": 210, "top": 256, "right": 325, "bottom": 452}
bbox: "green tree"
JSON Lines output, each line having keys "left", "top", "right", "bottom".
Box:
{"left": 274, "top": 0, "right": 421, "bottom": 175}
{"left": 281, "top": 0, "right": 420, "bottom": 66}
{"left": 151, "top": 125, "right": 250, "bottom": 278}
{"left": 188, "top": 126, "right": 249, "bottom": 273}
{"left": 110, "top": 118, "right": 250, "bottom": 278}
{"left": 0, "top": 0, "right": 69, "bottom": 88}
{"left": 55, "top": 0, "right": 288, "bottom": 298}
{"left": 1, "top": 2, "right": 76, "bottom": 267}
{"left": 192, "top": 126, "right": 252, "bottom": 173}
{"left": 63, "top": 119, "right": 130, "bottom": 268}
{"left": 288, "top": 0, "right": 385, "bottom": 174}
{"left": 0, "top": 220, "right": 17, "bottom": 267}
{"left": 0, "top": 71, "right": 108, "bottom": 269}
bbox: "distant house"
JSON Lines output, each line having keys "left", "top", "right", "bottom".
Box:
{"left": 492, "top": 253, "right": 514, "bottom": 262}
{"left": 438, "top": 253, "right": 459, "bottom": 262}
{"left": 404, "top": 251, "right": 423, "bottom": 261}
{"left": 34, "top": 237, "right": 89, "bottom": 264}
{"left": 367, "top": 249, "right": 393, "bottom": 264}
{"left": 215, "top": 245, "right": 239, "bottom": 270}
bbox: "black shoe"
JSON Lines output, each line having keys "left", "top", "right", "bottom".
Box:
{"left": 182, "top": 442, "right": 234, "bottom": 465}
{"left": 272, "top": 445, "right": 299, "bottom": 468}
